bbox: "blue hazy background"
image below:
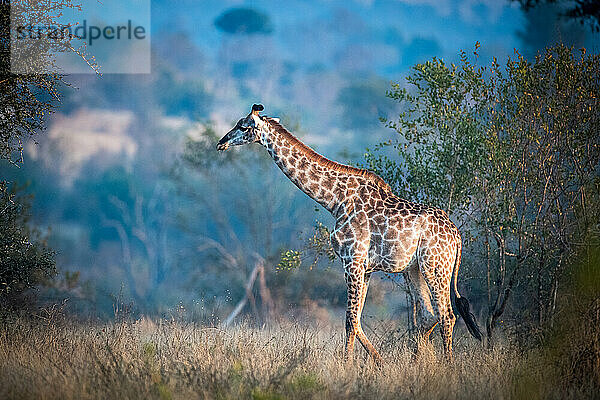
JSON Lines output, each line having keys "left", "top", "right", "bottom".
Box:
{"left": 2, "top": 0, "right": 597, "bottom": 320}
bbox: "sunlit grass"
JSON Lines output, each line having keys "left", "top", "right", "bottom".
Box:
{"left": 0, "top": 315, "right": 570, "bottom": 400}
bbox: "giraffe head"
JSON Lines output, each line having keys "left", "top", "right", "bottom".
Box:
{"left": 216, "top": 104, "right": 265, "bottom": 151}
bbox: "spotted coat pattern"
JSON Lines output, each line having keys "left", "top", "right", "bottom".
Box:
{"left": 217, "top": 105, "right": 468, "bottom": 363}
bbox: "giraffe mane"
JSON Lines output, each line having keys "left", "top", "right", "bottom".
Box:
{"left": 263, "top": 117, "right": 392, "bottom": 193}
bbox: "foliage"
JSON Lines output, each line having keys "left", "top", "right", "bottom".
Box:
{"left": 0, "top": 0, "right": 94, "bottom": 309}
{"left": 214, "top": 7, "right": 273, "bottom": 35}
{"left": 0, "top": 182, "right": 56, "bottom": 300}
{"left": 366, "top": 44, "right": 600, "bottom": 341}
{"left": 0, "top": 0, "right": 92, "bottom": 163}
{"left": 182, "top": 124, "right": 241, "bottom": 170}
{"left": 551, "top": 243, "right": 600, "bottom": 390}
{"left": 277, "top": 221, "right": 336, "bottom": 271}
{"left": 369, "top": 45, "right": 489, "bottom": 216}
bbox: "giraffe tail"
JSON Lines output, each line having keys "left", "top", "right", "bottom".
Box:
{"left": 452, "top": 239, "right": 483, "bottom": 341}
{"left": 456, "top": 297, "right": 482, "bottom": 341}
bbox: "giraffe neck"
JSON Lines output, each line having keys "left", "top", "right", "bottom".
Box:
{"left": 258, "top": 118, "right": 347, "bottom": 214}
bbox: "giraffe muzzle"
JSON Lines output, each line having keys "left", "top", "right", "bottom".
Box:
{"left": 216, "top": 140, "right": 230, "bottom": 151}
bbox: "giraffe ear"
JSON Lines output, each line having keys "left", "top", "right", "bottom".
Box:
{"left": 251, "top": 104, "right": 264, "bottom": 116}
{"left": 270, "top": 117, "right": 280, "bottom": 123}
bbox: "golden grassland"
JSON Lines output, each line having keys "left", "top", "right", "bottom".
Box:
{"left": 1, "top": 314, "right": 597, "bottom": 400}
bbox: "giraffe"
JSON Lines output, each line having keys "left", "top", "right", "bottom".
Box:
{"left": 216, "top": 104, "right": 482, "bottom": 363}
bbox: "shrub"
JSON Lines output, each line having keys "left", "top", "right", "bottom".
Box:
{"left": 0, "top": 182, "right": 56, "bottom": 304}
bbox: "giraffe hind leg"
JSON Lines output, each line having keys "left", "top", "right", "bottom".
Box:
{"left": 403, "top": 262, "right": 441, "bottom": 361}
{"left": 406, "top": 262, "right": 439, "bottom": 340}
{"left": 419, "top": 259, "right": 456, "bottom": 360}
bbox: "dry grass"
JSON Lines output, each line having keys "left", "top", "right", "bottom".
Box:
{"left": 0, "top": 316, "right": 594, "bottom": 400}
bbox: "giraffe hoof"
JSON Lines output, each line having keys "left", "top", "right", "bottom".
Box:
{"left": 370, "top": 352, "right": 384, "bottom": 367}
{"left": 371, "top": 356, "right": 383, "bottom": 368}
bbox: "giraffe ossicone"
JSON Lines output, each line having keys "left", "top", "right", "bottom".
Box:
{"left": 216, "top": 104, "right": 482, "bottom": 363}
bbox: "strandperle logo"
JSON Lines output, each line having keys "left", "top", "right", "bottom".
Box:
{"left": 15, "top": 19, "right": 147, "bottom": 46}
{"left": 10, "top": 0, "right": 151, "bottom": 74}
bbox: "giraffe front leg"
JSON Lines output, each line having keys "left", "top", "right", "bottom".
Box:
{"left": 357, "top": 272, "right": 371, "bottom": 323}
{"left": 356, "top": 272, "right": 383, "bottom": 366}
{"left": 344, "top": 270, "right": 360, "bottom": 362}
{"left": 344, "top": 261, "right": 382, "bottom": 366}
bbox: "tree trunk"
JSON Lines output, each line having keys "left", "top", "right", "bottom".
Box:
{"left": 537, "top": 247, "right": 545, "bottom": 326}
{"left": 222, "top": 262, "right": 260, "bottom": 327}
{"left": 257, "top": 261, "right": 274, "bottom": 322}
{"left": 222, "top": 258, "right": 274, "bottom": 327}
{"left": 486, "top": 236, "right": 524, "bottom": 347}
{"left": 485, "top": 231, "right": 493, "bottom": 347}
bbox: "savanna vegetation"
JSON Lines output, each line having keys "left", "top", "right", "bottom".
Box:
{"left": 1, "top": 246, "right": 598, "bottom": 399}
{"left": 1, "top": 0, "right": 599, "bottom": 398}
{"left": 2, "top": 42, "right": 598, "bottom": 399}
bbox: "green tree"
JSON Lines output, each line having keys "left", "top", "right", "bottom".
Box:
{"left": 1, "top": 0, "right": 89, "bottom": 163}
{"left": 366, "top": 44, "right": 600, "bottom": 343}
{"left": 484, "top": 45, "right": 600, "bottom": 334}
{"left": 1, "top": 0, "right": 89, "bottom": 306}
{"left": 367, "top": 47, "right": 489, "bottom": 217}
